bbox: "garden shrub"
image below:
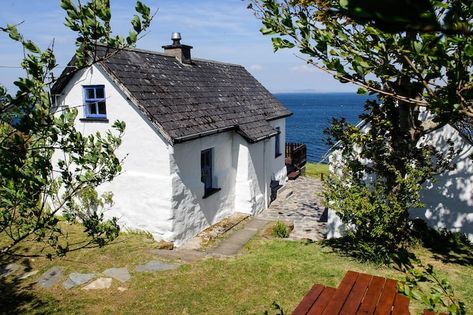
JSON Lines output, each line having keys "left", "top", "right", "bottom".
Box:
{"left": 272, "top": 221, "right": 289, "bottom": 238}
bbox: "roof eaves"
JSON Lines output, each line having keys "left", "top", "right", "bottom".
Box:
{"left": 173, "top": 125, "right": 237, "bottom": 144}
{"left": 267, "top": 112, "right": 293, "bottom": 121}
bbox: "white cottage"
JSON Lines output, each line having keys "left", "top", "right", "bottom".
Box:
{"left": 327, "top": 119, "right": 473, "bottom": 241}
{"left": 52, "top": 35, "right": 292, "bottom": 246}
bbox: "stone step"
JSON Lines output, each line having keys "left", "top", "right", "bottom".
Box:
{"left": 278, "top": 187, "right": 294, "bottom": 200}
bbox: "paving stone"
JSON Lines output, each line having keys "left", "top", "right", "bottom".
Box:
{"left": 63, "top": 272, "right": 95, "bottom": 289}
{"left": 103, "top": 268, "right": 130, "bottom": 283}
{"left": 0, "top": 263, "right": 20, "bottom": 278}
{"left": 135, "top": 261, "right": 180, "bottom": 273}
{"left": 19, "top": 270, "right": 39, "bottom": 280}
{"left": 82, "top": 277, "right": 112, "bottom": 290}
{"left": 37, "top": 267, "right": 63, "bottom": 288}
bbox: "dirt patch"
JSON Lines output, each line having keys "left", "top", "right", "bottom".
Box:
{"left": 196, "top": 213, "right": 250, "bottom": 248}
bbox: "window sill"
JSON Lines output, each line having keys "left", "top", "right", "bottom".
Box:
{"left": 275, "top": 153, "right": 283, "bottom": 158}
{"left": 80, "top": 117, "right": 109, "bottom": 123}
{"left": 203, "top": 188, "right": 221, "bottom": 199}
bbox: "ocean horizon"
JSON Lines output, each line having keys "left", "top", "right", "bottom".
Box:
{"left": 274, "top": 92, "right": 371, "bottom": 162}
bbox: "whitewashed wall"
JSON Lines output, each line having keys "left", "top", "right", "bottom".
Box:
{"left": 54, "top": 65, "right": 289, "bottom": 246}
{"left": 327, "top": 124, "right": 473, "bottom": 242}
{"left": 411, "top": 124, "right": 473, "bottom": 241}
{"left": 169, "top": 118, "right": 287, "bottom": 245}
{"left": 169, "top": 131, "right": 237, "bottom": 244}
{"left": 54, "top": 65, "right": 175, "bottom": 241}
{"left": 234, "top": 118, "right": 287, "bottom": 215}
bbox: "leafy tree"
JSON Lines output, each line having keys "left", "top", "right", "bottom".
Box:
{"left": 250, "top": 0, "right": 472, "bottom": 258}
{"left": 0, "top": 0, "right": 153, "bottom": 257}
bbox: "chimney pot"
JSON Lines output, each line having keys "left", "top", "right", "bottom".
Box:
{"left": 163, "top": 32, "right": 193, "bottom": 64}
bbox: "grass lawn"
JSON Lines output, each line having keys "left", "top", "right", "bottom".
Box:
{"left": 1, "top": 228, "right": 472, "bottom": 314}
{"left": 304, "top": 162, "right": 329, "bottom": 179}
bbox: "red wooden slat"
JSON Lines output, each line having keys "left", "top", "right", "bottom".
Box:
{"left": 423, "top": 311, "right": 435, "bottom": 315}
{"left": 392, "top": 294, "right": 410, "bottom": 315}
{"left": 356, "top": 276, "right": 386, "bottom": 315}
{"left": 322, "top": 271, "right": 359, "bottom": 315}
{"left": 374, "top": 279, "right": 398, "bottom": 315}
{"left": 307, "top": 287, "right": 336, "bottom": 315}
{"left": 340, "top": 273, "right": 373, "bottom": 315}
{"left": 292, "top": 284, "right": 325, "bottom": 315}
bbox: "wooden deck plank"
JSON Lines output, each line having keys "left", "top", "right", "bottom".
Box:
{"left": 292, "top": 284, "right": 325, "bottom": 315}
{"left": 392, "top": 294, "right": 410, "bottom": 315}
{"left": 340, "top": 273, "right": 373, "bottom": 315}
{"left": 374, "top": 279, "right": 398, "bottom": 315}
{"left": 322, "top": 270, "right": 359, "bottom": 315}
{"left": 356, "top": 276, "right": 386, "bottom": 315}
{"left": 307, "top": 287, "right": 336, "bottom": 315}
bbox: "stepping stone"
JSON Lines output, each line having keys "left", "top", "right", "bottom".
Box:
{"left": 0, "top": 263, "right": 20, "bottom": 278}
{"left": 103, "top": 268, "right": 130, "bottom": 283}
{"left": 19, "top": 270, "right": 39, "bottom": 280}
{"left": 135, "top": 261, "right": 179, "bottom": 273}
{"left": 63, "top": 272, "right": 95, "bottom": 289}
{"left": 82, "top": 277, "right": 112, "bottom": 290}
{"left": 37, "top": 267, "right": 63, "bottom": 288}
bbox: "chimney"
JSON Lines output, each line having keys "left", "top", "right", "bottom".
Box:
{"left": 162, "top": 32, "right": 193, "bottom": 64}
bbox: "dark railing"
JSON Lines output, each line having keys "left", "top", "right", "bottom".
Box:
{"left": 285, "top": 142, "right": 307, "bottom": 170}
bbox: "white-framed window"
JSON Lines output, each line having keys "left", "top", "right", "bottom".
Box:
{"left": 83, "top": 85, "right": 107, "bottom": 119}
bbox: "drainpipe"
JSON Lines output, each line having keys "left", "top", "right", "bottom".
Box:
{"left": 263, "top": 139, "right": 268, "bottom": 209}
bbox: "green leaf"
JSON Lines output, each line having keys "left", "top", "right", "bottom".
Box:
{"left": 23, "top": 40, "right": 41, "bottom": 53}
{"left": 127, "top": 30, "right": 137, "bottom": 45}
{"left": 357, "top": 88, "right": 367, "bottom": 95}
{"left": 260, "top": 26, "right": 276, "bottom": 35}
{"left": 6, "top": 24, "right": 21, "bottom": 41}
{"left": 60, "top": 0, "right": 74, "bottom": 11}
{"left": 131, "top": 15, "right": 142, "bottom": 33}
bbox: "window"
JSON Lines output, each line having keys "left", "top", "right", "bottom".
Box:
{"left": 275, "top": 127, "right": 282, "bottom": 158}
{"left": 201, "top": 148, "right": 220, "bottom": 198}
{"left": 83, "top": 85, "right": 107, "bottom": 119}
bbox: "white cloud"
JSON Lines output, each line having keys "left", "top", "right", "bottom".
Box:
{"left": 250, "top": 64, "right": 263, "bottom": 71}
{"left": 290, "top": 64, "right": 317, "bottom": 73}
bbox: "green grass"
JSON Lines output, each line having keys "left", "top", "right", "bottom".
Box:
{"left": 304, "top": 162, "right": 330, "bottom": 179}
{"left": 1, "top": 228, "right": 473, "bottom": 314}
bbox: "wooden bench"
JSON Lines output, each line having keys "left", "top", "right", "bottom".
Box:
{"left": 292, "top": 271, "right": 410, "bottom": 315}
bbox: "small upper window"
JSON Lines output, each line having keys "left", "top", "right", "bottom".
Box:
{"left": 83, "top": 85, "right": 106, "bottom": 119}
{"left": 275, "top": 127, "right": 282, "bottom": 158}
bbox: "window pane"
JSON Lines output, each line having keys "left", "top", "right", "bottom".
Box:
{"left": 96, "top": 87, "right": 105, "bottom": 99}
{"left": 88, "top": 102, "right": 97, "bottom": 114}
{"left": 86, "top": 89, "right": 95, "bottom": 99}
{"left": 98, "top": 102, "right": 107, "bottom": 115}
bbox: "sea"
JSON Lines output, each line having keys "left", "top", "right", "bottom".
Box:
{"left": 274, "top": 93, "right": 371, "bottom": 162}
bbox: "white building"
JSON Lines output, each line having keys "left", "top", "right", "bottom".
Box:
{"left": 326, "top": 120, "right": 473, "bottom": 242}
{"left": 52, "top": 36, "right": 292, "bottom": 246}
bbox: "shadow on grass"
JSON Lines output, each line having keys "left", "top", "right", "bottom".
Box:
{"left": 321, "top": 220, "right": 473, "bottom": 266}
{"left": 320, "top": 236, "right": 392, "bottom": 264}
{"left": 0, "top": 255, "right": 47, "bottom": 315}
{"left": 411, "top": 219, "right": 473, "bottom": 266}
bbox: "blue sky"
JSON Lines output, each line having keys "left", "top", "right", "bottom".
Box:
{"left": 0, "top": 0, "right": 355, "bottom": 93}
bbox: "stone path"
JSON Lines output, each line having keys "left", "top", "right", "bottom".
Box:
{"left": 208, "top": 218, "right": 269, "bottom": 257}
{"left": 258, "top": 176, "right": 327, "bottom": 241}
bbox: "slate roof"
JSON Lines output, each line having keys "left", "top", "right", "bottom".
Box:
{"left": 53, "top": 45, "right": 292, "bottom": 144}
